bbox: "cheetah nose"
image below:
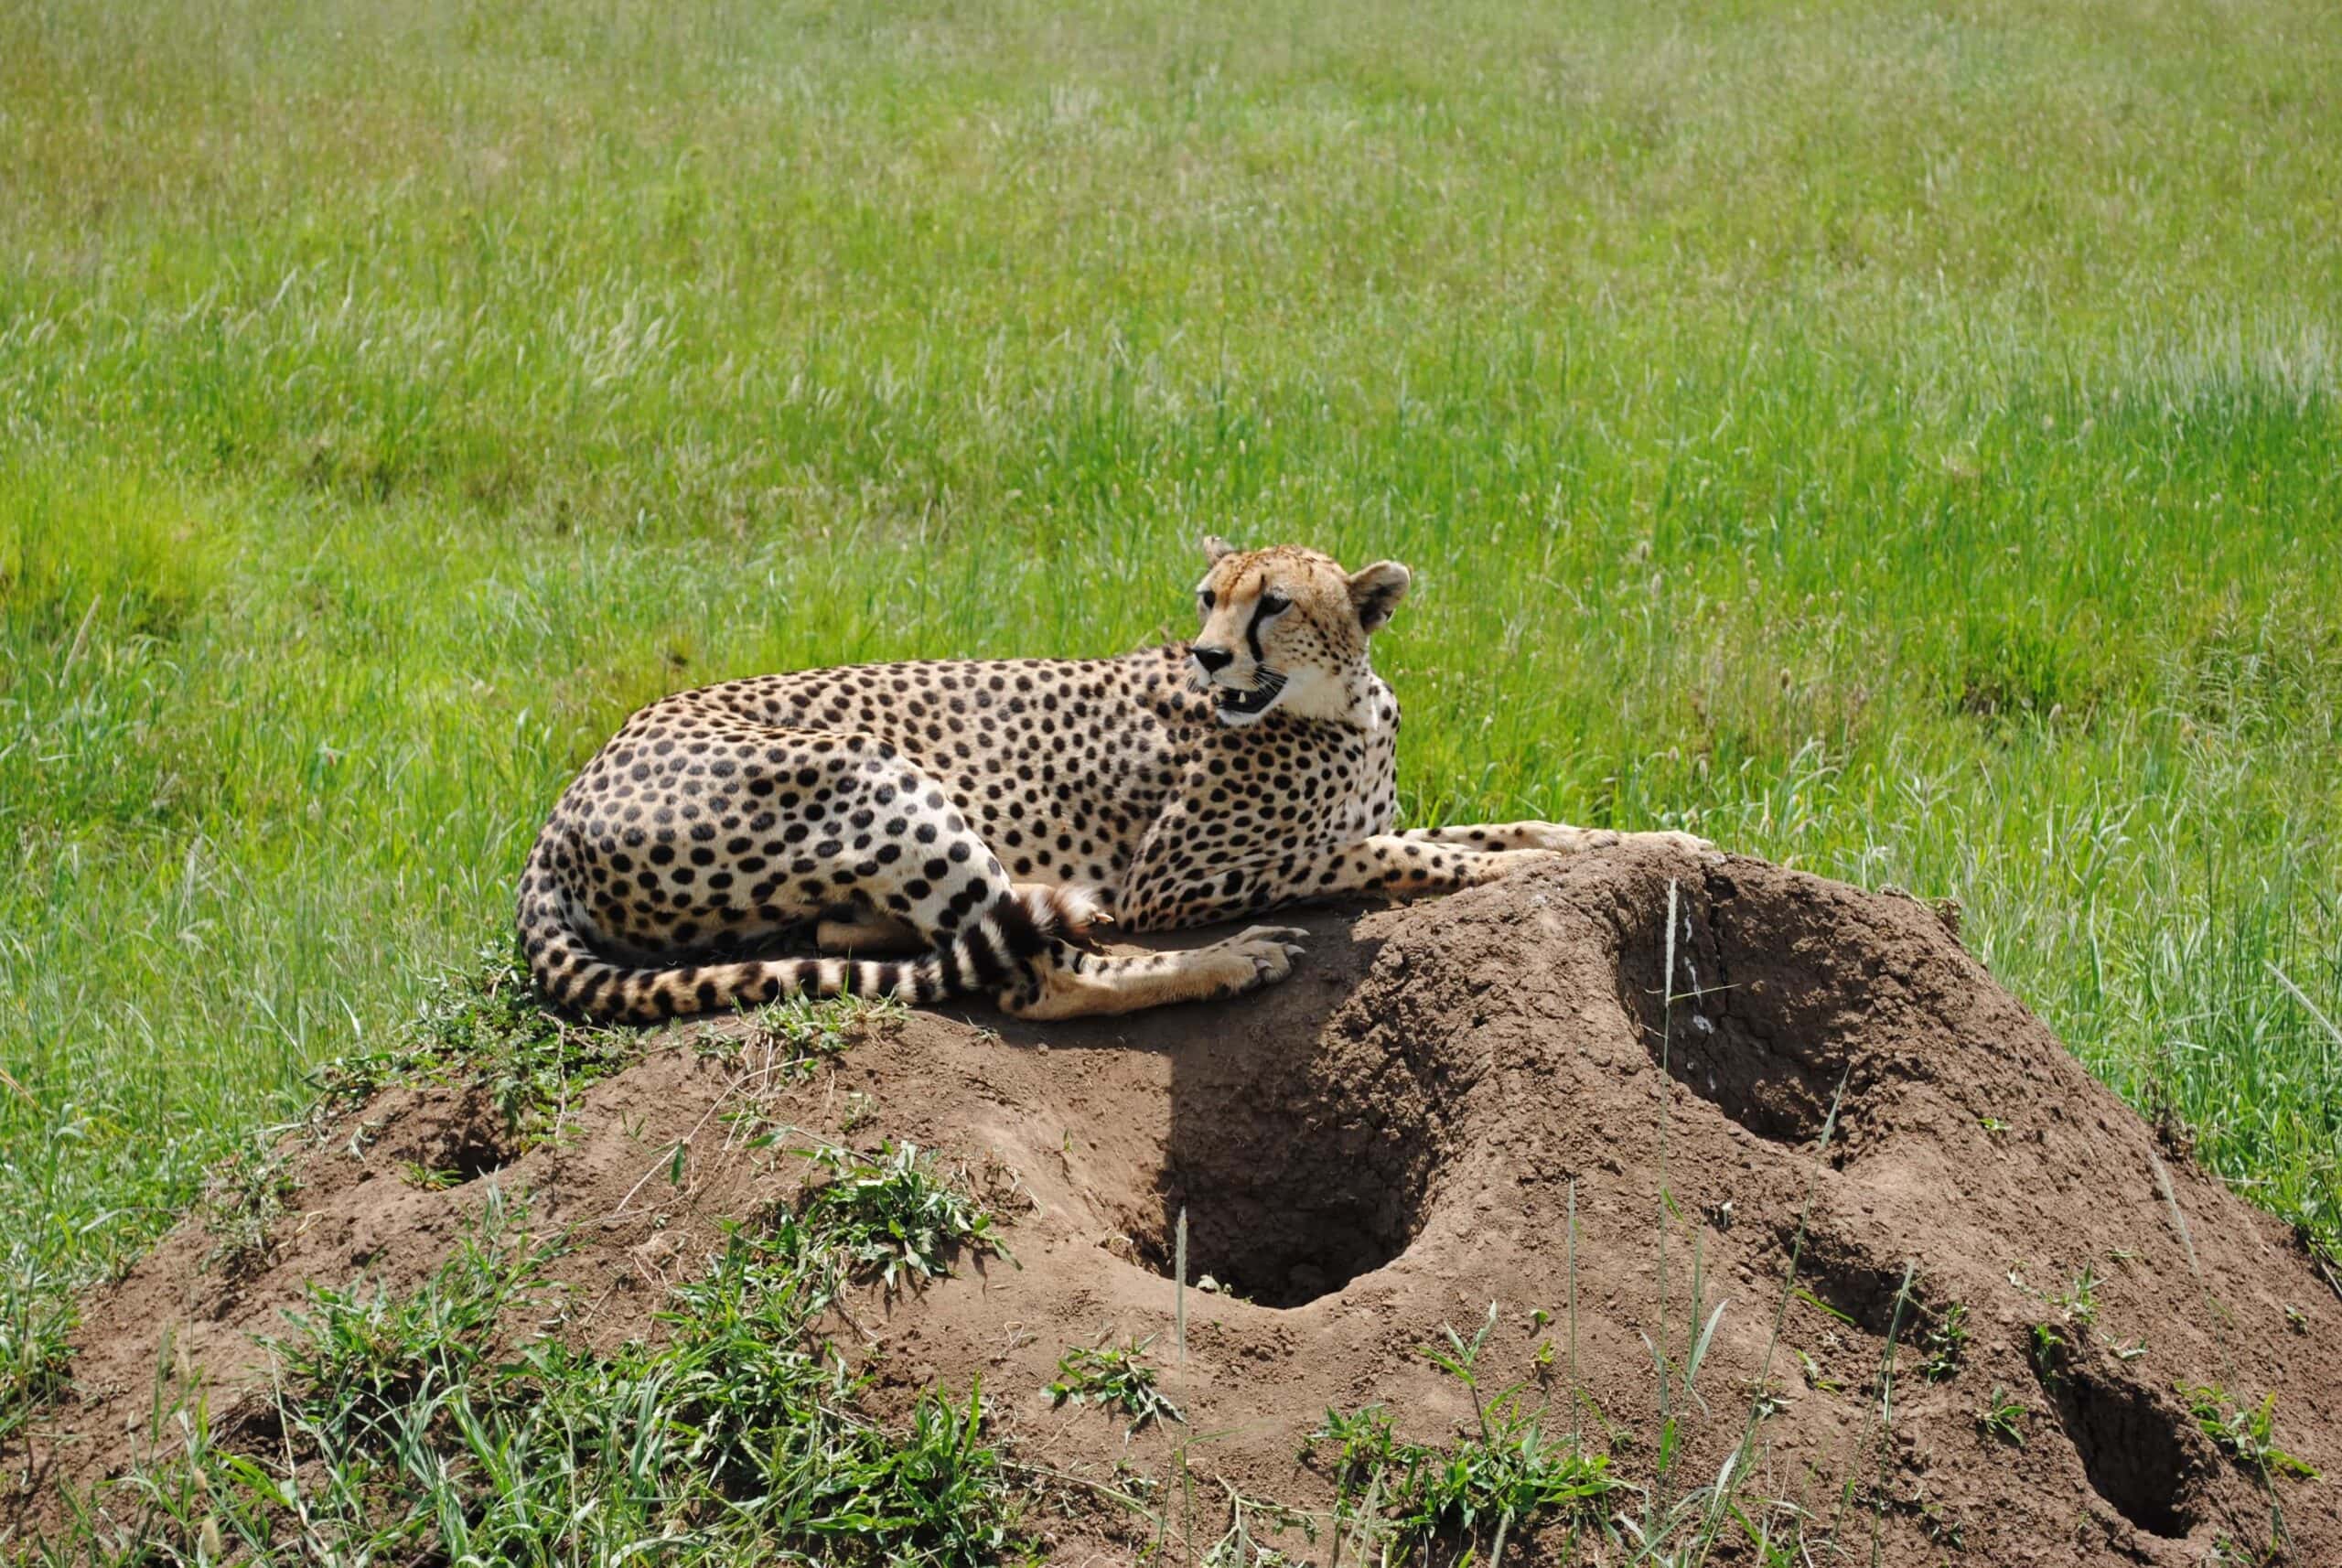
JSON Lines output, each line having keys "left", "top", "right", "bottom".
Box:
{"left": 1190, "top": 644, "right": 1234, "bottom": 675}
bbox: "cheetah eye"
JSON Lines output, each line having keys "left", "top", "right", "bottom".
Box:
{"left": 1260, "top": 591, "right": 1290, "bottom": 616}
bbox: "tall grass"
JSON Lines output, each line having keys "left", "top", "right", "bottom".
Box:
{"left": 2, "top": 0, "right": 2338, "bottom": 1423}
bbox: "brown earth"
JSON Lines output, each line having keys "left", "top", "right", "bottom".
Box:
{"left": 8, "top": 845, "right": 2340, "bottom": 1563}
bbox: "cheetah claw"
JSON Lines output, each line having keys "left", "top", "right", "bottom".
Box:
{"left": 1221, "top": 925, "right": 1308, "bottom": 986}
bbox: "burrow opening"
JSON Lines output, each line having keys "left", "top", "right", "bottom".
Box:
{"left": 1117, "top": 991, "right": 1451, "bottom": 1310}
{"left": 1620, "top": 870, "right": 1872, "bottom": 1150}
{"left": 394, "top": 1091, "right": 519, "bottom": 1187}
{"left": 1126, "top": 1148, "right": 1431, "bottom": 1310}
{"left": 2034, "top": 1349, "right": 2205, "bottom": 1539}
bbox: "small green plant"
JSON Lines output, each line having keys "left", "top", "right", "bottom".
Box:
{"left": 197, "top": 1138, "right": 300, "bottom": 1272}
{"left": 1977, "top": 1385, "right": 2029, "bottom": 1446}
{"left": 734, "top": 992, "right": 903, "bottom": 1078}
{"left": 2053, "top": 1263, "right": 2102, "bottom": 1329}
{"left": 1919, "top": 1300, "right": 1970, "bottom": 1381}
{"left": 1919, "top": 1498, "right": 1966, "bottom": 1548}
{"left": 2211, "top": 1531, "right": 2286, "bottom": 1566}
{"left": 2181, "top": 1385, "right": 2320, "bottom": 1481}
{"left": 1300, "top": 1308, "right": 1616, "bottom": 1558}
{"left": 1047, "top": 1335, "right": 1185, "bottom": 1434}
{"left": 2026, "top": 1322, "right": 2069, "bottom": 1380}
{"left": 1305, "top": 1402, "right": 1399, "bottom": 1479}
{"left": 797, "top": 1140, "right": 1006, "bottom": 1292}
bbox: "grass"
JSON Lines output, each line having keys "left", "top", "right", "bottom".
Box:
{"left": 1, "top": 0, "right": 2339, "bottom": 1518}
{"left": 308, "top": 944, "right": 644, "bottom": 1143}
{"left": 720, "top": 993, "right": 907, "bottom": 1079}
{"left": 2181, "top": 1385, "right": 2322, "bottom": 1483}
{"left": 793, "top": 1141, "right": 1011, "bottom": 1294}
{"left": 1302, "top": 1309, "right": 1618, "bottom": 1560}
{"left": 31, "top": 1181, "right": 1025, "bottom": 1564}
{"left": 1047, "top": 1336, "right": 1187, "bottom": 1435}
{"left": 0, "top": 1259, "right": 71, "bottom": 1454}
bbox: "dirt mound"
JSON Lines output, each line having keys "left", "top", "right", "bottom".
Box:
{"left": 9, "top": 848, "right": 2339, "bottom": 1563}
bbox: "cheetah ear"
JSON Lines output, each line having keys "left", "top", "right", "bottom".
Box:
{"left": 1200, "top": 533, "right": 1239, "bottom": 564}
{"left": 1348, "top": 561, "right": 1412, "bottom": 633}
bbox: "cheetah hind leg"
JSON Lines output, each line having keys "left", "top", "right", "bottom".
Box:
{"left": 814, "top": 906, "right": 926, "bottom": 956}
{"left": 998, "top": 925, "right": 1307, "bottom": 1021}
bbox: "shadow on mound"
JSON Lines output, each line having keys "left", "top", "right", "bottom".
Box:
{"left": 2031, "top": 1343, "right": 2214, "bottom": 1539}
{"left": 1024, "top": 919, "right": 1445, "bottom": 1309}
{"left": 1611, "top": 866, "right": 1984, "bottom": 1172}
{"left": 1123, "top": 974, "right": 1441, "bottom": 1307}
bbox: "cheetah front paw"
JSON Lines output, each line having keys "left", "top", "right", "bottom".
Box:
{"left": 1636, "top": 829, "right": 1717, "bottom": 855}
{"left": 1208, "top": 925, "right": 1309, "bottom": 993}
{"left": 1509, "top": 823, "right": 1619, "bottom": 854}
{"left": 1480, "top": 847, "right": 1574, "bottom": 878}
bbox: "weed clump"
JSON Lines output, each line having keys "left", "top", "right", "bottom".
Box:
{"left": 269, "top": 1193, "right": 560, "bottom": 1428}
{"left": 2181, "top": 1385, "right": 2320, "bottom": 1482}
{"left": 1302, "top": 1310, "right": 1617, "bottom": 1558}
{"left": 308, "top": 944, "right": 640, "bottom": 1145}
{"left": 0, "top": 1247, "right": 74, "bottom": 1447}
{"left": 83, "top": 1184, "right": 1024, "bottom": 1565}
{"left": 196, "top": 1139, "right": 301, "bottom": 1273}
{"left": 795, "top": 1140, "right": 1010, "bottom": 1293}
{"left": 717, "top": 992, "right": 905, "bottom": 1078}
{"left": 1047, "top": 1337, "right": 1185, "bottom": 1434}
{"left": 1918, "top": 1300, "right": 1970, "bottom": 1382}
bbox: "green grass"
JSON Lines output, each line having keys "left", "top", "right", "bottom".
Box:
{"left": 1, "top": 0, "right": 2339, "bottom": 1469}
{"left": 308, "top": 943, "right": 643, "bottom": 1141}
{"left": 2182, "top": 1385, "right": 2322, "bottom": 1483}
{"left": 1303, "top": 1309, "right": 1617, "bottom": 1559}
{"left": 793, "top": 1140, "right": 1010, "bottom": 1294}
{"left": 1047, "top": 1335, "right": 1187, "bottom": 1435}
{"left": 29, "top": 1190, "right": 1026, "bottom": 1564}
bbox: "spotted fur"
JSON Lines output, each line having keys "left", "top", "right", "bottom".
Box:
{"left": 518, "top": 539, "right": 1709, "bottom": 1023}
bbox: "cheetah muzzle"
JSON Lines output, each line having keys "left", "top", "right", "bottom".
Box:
{"left": 517, "top": 537, "right": 1715, "bottom": 1024}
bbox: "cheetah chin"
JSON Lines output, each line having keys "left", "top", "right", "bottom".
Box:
{"left": 518, "top": 533, "right": 1713, "bottom": 1023}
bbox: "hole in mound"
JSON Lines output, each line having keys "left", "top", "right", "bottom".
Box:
{"left": 1126, "top": 1146, "right": 1429, "bottom": 1310}
{"left": 438, "top": 1124, "right": 516, "bottom": 1185}
{"left": 2034, "top": 1354, "right": 2204, "bottom": 1539}
{"left": 1116, "top": 980, "right": 1450, "bottom": 1309}
{"left": 1620, "top": 869, "right": 1873, "bottom": 1148}
{"left": 395, "top": 1095, "right": 519, "bottom": 1187}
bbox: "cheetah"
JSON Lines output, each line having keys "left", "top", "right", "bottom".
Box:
{"left": 517, "top": 537, "right": 1710, "bottom": 1024}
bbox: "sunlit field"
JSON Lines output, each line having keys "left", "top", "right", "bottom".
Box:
{"left": 4, "top": 0, "right": 2338, "bottom": 1443}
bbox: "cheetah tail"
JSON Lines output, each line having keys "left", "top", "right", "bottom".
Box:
{"left": 517, "top": 847, "right": 1093, "bottom": 1025}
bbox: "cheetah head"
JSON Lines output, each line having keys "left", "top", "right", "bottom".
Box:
{"left": 1187, "top": 536, "right": 1410, "bottom": 727}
